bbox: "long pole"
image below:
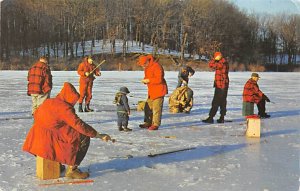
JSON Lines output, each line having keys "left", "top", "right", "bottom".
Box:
{"left": 148, "top": 147, "right": 196, "bottom": 157}
{"left": 0, "top": 0, "right": 2, "bottom": 60}
{"left": 89, "top": 59, "right": 106, "bottom": 74}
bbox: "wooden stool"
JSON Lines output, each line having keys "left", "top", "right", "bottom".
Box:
{"left": 246, "top": 115, "right": 261, "bottom": 138}
{"left": 36, "top": 156, "right": 60, "bottom": 180}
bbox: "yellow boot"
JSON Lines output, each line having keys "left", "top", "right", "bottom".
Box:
{"left": 65, "top": 166, "right": 89, "bottom": 179}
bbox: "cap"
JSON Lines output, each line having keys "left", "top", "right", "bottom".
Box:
{"left": 119, "top": 86, "right": 130, "bottom": 94}
{"left": 251, "top": 73, "right": 260, "bottom": 78}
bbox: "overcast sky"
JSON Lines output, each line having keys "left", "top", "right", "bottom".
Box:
{"left": 228, "top": 0, "right": 300, "bottom": 15}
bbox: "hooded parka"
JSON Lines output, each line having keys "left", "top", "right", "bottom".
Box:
{"left": 143, "top": 55, "right": 168, "bottom": 100}
{"left": 23, "top": 82, "right": 97, "bottom": 165}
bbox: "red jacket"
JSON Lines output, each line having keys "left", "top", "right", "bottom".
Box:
{"left": 209, "top": 58, "right": 229, "bottom": 89}
{"left": 77, "top": 59, "right": 100, "bottom": 82}
{"left": 144, "top": 56, "right": 168, "bottom": 100}
{"left": 243, "top": 78, "right": 263, "bottom": 103}
{"left": 27, "top": 61, "right": 52, "bottom": 95}
{"left": 23, "top": 82, "right": 98, "bottom": 165}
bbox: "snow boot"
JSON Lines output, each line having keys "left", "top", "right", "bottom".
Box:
{"left": 78, "top": 104, "right": 83, "bottom": 112}
{"left": 202, "top": 116, "right": 214, "bottom": 124}
{"left": 84, "top": 104, "right": 94, "bottom": 112}
{"left": 260, "top": 113, "right": 270, "bottom": 118}
{"left": 217, "top": 116, "right": 225, "bottom": 123}
{"left": 148, "top": 125, "right": 159, "bottom": 131}
{"left": 65, "top": 166, "right": 89, "bottom": 179}
{"left": 123, "top": 127, "right": 132, "bottom": 132}
{"left": 139, "top": 123, "right": 150, "bottom": 129}
{"left": 118, "top": 126, "right": 124, "bottom": 131}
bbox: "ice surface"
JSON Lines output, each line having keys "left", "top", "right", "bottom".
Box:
{"left": 0, "top": 71, "right": 299, "bottom": 191}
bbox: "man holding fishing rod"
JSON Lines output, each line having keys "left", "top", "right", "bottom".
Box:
{"left": 77, "top": 56, "right": 105, "bottom": 112}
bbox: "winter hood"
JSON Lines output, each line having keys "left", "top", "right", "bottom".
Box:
{"left": 56, "top": 82, "right": 80, "bottom": 106}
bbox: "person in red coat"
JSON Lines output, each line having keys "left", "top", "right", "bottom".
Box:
{"left": 242, "top": 73, "right": 271, "bottom": 118}
{"left": 202, "top": 52, "right": 229, "bottom": 123}
{"left": 27, "top": 55, "right": 52, "bottom": 115}
{"left": 138, "top": 55, "right": 168, "bottom": 130}
{"left": 23, "top": 82, "right": 112, "bottom": 179}
{"left": 77, "top": 56, "right": 101, "bottom": 112}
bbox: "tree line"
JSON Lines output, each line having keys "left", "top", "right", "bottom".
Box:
{"left": 0, "top": 0, "right": 299, "bottom": 67}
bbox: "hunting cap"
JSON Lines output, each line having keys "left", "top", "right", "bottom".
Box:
{"left": 120, "top": 86, "right": 130, "bottom": 94}
{"left": 251, "top": 73, "right": 260, "bottom": 78}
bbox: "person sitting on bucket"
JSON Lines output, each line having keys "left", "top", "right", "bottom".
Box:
{"left": 113, "top": 86, "right": 132, "bottom": 132}
{"left": 242, "top": 73, "right": 271, "bottom": 118}
{"left": 23, "top": 82, "right": 112, "bottom": 179}
{"left": 169, "top": 82, "right": 193, "bottom": 114}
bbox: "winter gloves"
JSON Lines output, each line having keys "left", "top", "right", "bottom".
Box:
{"left": 141, "top": 79, "right": 150, "bottom": 84}
{"left": 95, "top": 132, "right": 111, "bottom": 142}
{"left": 263, "top": 94, "right": 270, "bottom": 102}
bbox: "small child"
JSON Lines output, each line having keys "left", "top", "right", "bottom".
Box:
{"left": 113, "top": 87, "right": 132, "bottom": 131}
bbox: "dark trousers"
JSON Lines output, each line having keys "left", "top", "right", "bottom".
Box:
{"left": 75, "top": 135, "right": 90, "bottom": 166}
{"left": 117, "top": 112, "right": 129, "bottom": 127}
{"left": 209, "top": 88, "right": 228, "bottom": 117}
{"left": 257, "top": 99, "right": 266, "bottom": 115}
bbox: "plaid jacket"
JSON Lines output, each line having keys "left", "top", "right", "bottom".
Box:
{"left": 208, "top": 58, "right": 229, "bottom": 89}
{"left": 27, "top": 61, "right": 52, "bottom": 95}
{"left": 243, "top": 78, "right": 263, "bottom": 103}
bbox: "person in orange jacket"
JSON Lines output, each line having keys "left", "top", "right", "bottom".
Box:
{"left": 77, "top": 56, "right": 101, "bottom": 112}
{"left": 23, "top": 82, "right": 112, "bottom": 179}
{"left": 137, "top": 55, "right": 168, "bottom": 130}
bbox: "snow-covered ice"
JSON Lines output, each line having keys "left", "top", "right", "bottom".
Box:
{"left": 0, "top": 71, "right": 299, "bottom": 191}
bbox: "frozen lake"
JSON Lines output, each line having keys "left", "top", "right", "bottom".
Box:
{"left": 0, "top": 71, "right": 299, "bottom": 191}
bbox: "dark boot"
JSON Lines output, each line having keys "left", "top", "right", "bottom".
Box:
{"left": 123, "top": 126, "right": 132, "bottom": 132}
{"left": 78, "top": 104, "right": 83, "bottom": 112}
{"left": 217, "top": 116, "right": 225, "bottom": 123}
{"left": 84, "top": 104, "right": 94, "bottom": 112}
{"left": 139, "top": 123, "right": 150, "bottom": 129}
{"left": 118, "top": 126, "right": 124, "bottom": 131}
{"left": 260, "top": 113, "right": 270, "bottom": 118}
{"left": 202, "top": 116, "right": 214, "bottom": 123}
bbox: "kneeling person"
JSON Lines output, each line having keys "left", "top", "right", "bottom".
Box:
{"left": 169, "top": 84, "right": 193, "bottom": 114}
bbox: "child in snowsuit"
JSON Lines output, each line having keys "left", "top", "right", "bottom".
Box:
{"left": 114, "top": 87, "right": 132, "bottom": 131}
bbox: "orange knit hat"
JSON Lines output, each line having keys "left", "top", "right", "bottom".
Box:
{"left": 214, "top": 52, "right": 222, "bottom": 61}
